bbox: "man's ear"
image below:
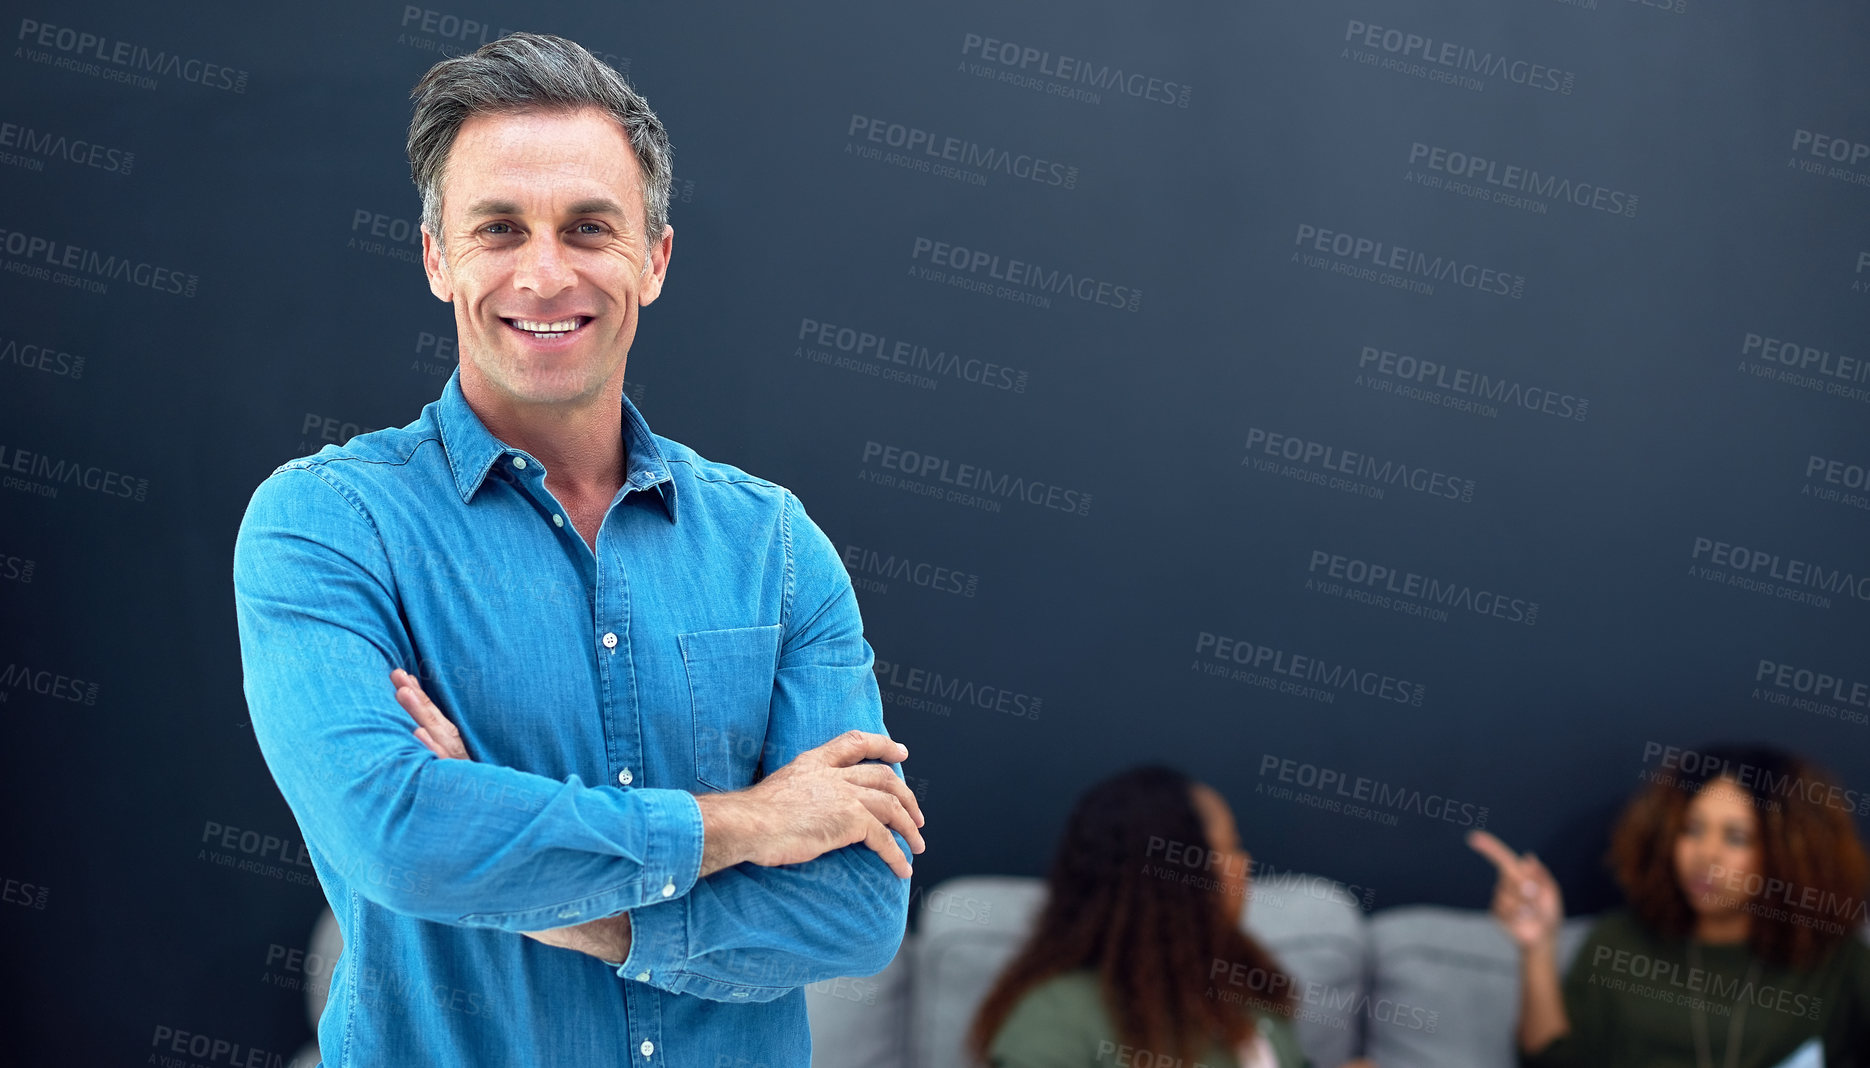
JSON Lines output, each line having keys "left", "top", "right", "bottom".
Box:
{"left": 422, "top": 226, "right": 452, "bottom": 302}
{"left": 638, "top": 224, "right": 673, "bottom": 307}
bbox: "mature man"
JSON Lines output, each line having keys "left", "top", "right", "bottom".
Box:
{"left": 233, "top": 33, "right": 921, "bottom": 1065}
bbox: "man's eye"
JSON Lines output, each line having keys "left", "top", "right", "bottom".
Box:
{"left": 575, "top": 222, "right": 608, "bottom": 236}
{"left": 482, "top": 223, "right": 514, "bottom": 236}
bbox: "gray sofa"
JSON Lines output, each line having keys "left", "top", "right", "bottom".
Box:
{"left": 295, "top": 873, "right": 1593, "bottom": 1066}
{"left": 804, "top": 873, "right": 1593, "bottom": 1068}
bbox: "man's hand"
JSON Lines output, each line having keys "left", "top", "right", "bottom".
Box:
{"left": 392, "top": 669, "right": 633, "bottom": 963}
{"left": 695, "top": 729, "right": 926, "bottom": 880}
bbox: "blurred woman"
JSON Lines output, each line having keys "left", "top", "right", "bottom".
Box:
{"left": 1472, "top": 743, "right": 1870, "bottom": 1067}
{"left": 969, "top": 765, "right": 1319, "bottom": 1068}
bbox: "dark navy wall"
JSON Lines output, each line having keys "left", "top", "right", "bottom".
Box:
{"left": 3, "top": 0, "right": 1867, "bottom": 1059}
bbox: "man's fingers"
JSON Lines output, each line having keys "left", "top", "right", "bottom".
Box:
{"left": 840, "top": 763, "right": 926, "bottom": 828}
{"left": 392, "top": 669, "right": 469, "bottom": 760}
{"left": 855, "top": 788, "right": 925, "bottom": 855}
{"left": 862, "top": 817, "right": 913, "bottom": 879}
{"left": 813, "top": 729, "right": 909, "bottom": 769}
{"left": 413, "top": 727, "right": 449, "bottom": 759}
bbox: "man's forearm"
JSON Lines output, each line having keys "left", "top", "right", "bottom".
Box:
{"left": 695, "top": 793, "right": 757, "bottom": 878}
{"left": 525, "top": 912, "right": 633, "bottom": 963}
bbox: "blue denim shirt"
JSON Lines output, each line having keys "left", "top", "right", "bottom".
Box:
{"left": 233, "top": 371, "right": 909, "bottom": 1067}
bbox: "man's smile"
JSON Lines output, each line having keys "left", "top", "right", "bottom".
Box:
{"left": 503, "top": 315, "right": 593, "bottom": 340}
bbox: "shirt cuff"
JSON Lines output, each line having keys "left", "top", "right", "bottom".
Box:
{"left": 455, "top": 785, "right": 703, "bottom": 930}
{"left": 613, "top": 789, "right": 703, "bottom": 987}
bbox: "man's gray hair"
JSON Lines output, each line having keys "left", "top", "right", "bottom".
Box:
{"left": 407, "top": 32, "right": 672, "bottom": 252}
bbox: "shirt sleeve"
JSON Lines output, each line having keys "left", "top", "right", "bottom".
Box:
{"left": 233, "top": 464, "right": 704, "bottom": 930}
{"left": 618, "top": 490, "right": 912, "bottom": 1002}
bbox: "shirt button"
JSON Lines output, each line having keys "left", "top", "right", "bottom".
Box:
{"left": 602, "top": 632, "right": 618, "bottom": 649}
{"left": 661, "top": 882, "right": 675, "bottom": 898}
{"left": 640, "top": 1040, "right": 654, "bottom": 1058}
{"left": 636, "top": 970, "right": 650, "bottom": 982}
{"left": 552, "top": 513, "right": 564, "bottom": 528}
{"left": 511, "top": 456, "right": 528, "bottom": 470}
{"left": 618, "top": 767, "right": 634, "bottom": 785}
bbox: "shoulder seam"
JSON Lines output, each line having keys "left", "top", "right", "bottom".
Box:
{"left": 664, "top": 456, "right": 781, "bottom": 489}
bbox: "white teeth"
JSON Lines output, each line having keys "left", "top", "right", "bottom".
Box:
{"left": 511, "top": 317, "right": 580, "bottom": 332}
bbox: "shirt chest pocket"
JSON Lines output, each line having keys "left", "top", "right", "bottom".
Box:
{"left": 680, "top": 625, "right": 782, "bottom": 792}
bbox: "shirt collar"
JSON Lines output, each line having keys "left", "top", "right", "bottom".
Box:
{"left": 436, "top": 369, "right": 678, "bottom": 520}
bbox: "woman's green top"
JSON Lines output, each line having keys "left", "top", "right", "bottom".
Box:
{"left": 1523, "top": 910, "right": 1870, "bottom": 1068}
{"left": 988, "top": 970, "right": 1311, "bottom": 1068}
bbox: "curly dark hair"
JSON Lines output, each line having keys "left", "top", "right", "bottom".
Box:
{"left": 1613, "top": 743, "right": 1870, "bottom": 968}
{"left": 967, "top": 766, "right": 1297, "bottom": 1063}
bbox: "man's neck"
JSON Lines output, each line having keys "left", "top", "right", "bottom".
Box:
{"left": 467, "top": 387, "right": 628, "bottom": 501}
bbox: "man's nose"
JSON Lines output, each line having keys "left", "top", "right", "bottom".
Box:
{"left": 513, "top": 233, "right": 576, "bottom": 299}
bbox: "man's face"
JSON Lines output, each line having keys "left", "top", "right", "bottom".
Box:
{"left": 421, "top": 106, "right": 671, "bottom": 413}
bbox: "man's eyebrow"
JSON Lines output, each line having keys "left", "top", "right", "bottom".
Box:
{"left": 567, "top": 198, "right": 627, "bottom": 217}
{"left": 462, "top": 199, "right": 521, "bottom": 219}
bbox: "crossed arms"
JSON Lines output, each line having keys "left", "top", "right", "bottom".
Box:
{"left": 233, "top": 467, "right": 924, "bottom": 1000}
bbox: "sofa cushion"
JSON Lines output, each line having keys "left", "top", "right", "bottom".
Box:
{"left": 911, "top": 874, "right": 1367, "bottom": 1068}
{"left": 1363, "top": 908, "right": 1593, "bottom": 1068}
{"left": 911, "top": 877, "right": 1049, "bottom": 1068}
{"left": 1239, "top": 874, "right": 1370, "bottom": 1068}
{"left": 805, "top": 942, "right": 913, "bottom": 1068}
